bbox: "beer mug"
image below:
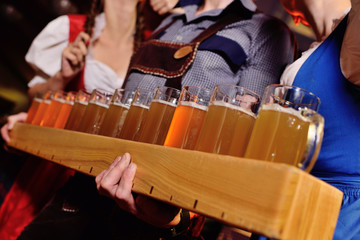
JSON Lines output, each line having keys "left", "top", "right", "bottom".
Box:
{"left": 54, "top": 91, "right": 76, "bottom": 129}
{"left": 244, "top": 84, "right": 324, "bottom": 172}
{"left": 64, "top": 90, "right": 91, "bottom": 131}
{"left": 77, "top": 89, "right": 113, "bottom": 134}
{"left": 31, "top": 90, "right": 53, "bottom": 126}
{"left": 195, "top": 84, "right": 260, "bottom": 157}
{"left": 138, "top": 86, "right": 181, "bottom": 145}
{"left": 164, "top": 86, "right": 212, "bottom": 150}
{"left": 42, "top": 90, "right": 67, "bottom": 127}
{"left": 98, "top": 89, "right": 135, "bottom": 138}
{"left": 26, "top": 94, "right": 43, "bottom": 124}
{"left": 119, "top": 88, "right": 154, "bottom": 141}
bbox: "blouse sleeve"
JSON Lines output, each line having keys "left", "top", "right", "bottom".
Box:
{"left": 25, "top": 15, "right": 70, "bottom": 87}
{"left": 340, "top": 0, "right": 360, "bottom": 86}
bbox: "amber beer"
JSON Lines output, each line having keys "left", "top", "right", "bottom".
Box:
{"left": 77, "top": 100, "right": 109, "bottom": 134}
{"left": 76, "top": 89, "right": 112, "bottom": 134}
{"left": 138, "top": 86, "right": 180, "bottom": 145}
{"left": 118, "top": 88, "right": 153, "bottom": 140}
{"left": 119, "top": 103, "right": 149, "bottom": 140}
{"left": 65, "top": 100, "right": 88, "bottom": 130}
{"left": 138, "top": 99, "right": 177, "bottom": 145}
{"left": 164, "top": 101, "right": 208, "bottom": 150}
{"left": 64, "top": 90, "right": 91, "bottom": 131}
{"left": 244, "top": 104, "right": 311, "bottom": 166}
{"left": 53, "top": 101, "right": 73, "bottom": 129}
{"left": 244, "top": 84, "right": 323, "bottom": 172}
{"left": 31, "top": 98, "right": 52, "bottom": 126}
{"left": 54, "top": 92, "right": 76, "bottom": 129}
{"left": 195, "top": 101, "right": 256, "bottom": 156}
{"left": 25, "top": 97, "right": 42, "bottom": 123}
{"left": 42, "top": 96, "right": 65, "bottom": 127}
{"left": 98, "top": 89, "right": 134, "bottom": 137}
{"left": 194, "top": 85, "right": 260, "bottom": 156}
{"left": 99, "top": 102, "right": 130, "bottom": 137}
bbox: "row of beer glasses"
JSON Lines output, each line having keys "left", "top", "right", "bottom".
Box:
{"left": 163, "top": 84, "right": 324, "bottom": 172}
{"left": 25, "top": 84, "right": 324, "bottom": 172}
{"left": 26, "top": 90, "right": 77, "bottom": 129}
{"left": 25, "top": 87, "right": 179, "bottom": 142}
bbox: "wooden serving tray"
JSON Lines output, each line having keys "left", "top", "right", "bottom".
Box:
{"left": 8, "top": 123, "right": 343, "bottom": 239}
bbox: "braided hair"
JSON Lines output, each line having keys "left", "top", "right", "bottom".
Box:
{"left": 134, "top": 2, "right": 145, "bottom": 52}
{"left": 83, "top": 0, "right": 103, "bottom": 37}
{"left": 83, "top": 0, "right": 145, "bottom": 51}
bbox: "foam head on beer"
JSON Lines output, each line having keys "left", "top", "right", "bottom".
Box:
{"left": 244, "top": 84, "right": 324, "bottom": 172}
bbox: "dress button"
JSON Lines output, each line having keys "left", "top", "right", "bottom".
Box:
{"left": 176, "top": 35, "right": 183, "bottom": 41}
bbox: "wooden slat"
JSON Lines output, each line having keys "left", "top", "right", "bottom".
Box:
{"left": 8, "top": 123, "right": 343, "bottom": 239}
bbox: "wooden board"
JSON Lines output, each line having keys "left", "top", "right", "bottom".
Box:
{"left": 8, "top": 123, "right": 343, "bottom": 239}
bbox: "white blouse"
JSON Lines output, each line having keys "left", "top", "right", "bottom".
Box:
{"left": 25, "top": 13, "right": 125, "bottom": 93}
{"left": 280, "top": 42, "right": 320, "bottom": 86}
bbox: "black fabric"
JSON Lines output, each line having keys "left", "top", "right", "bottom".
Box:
{"left": 18, "top": 173, "right": 160, "bottom": 240}
{"left": 159, "top": 209, "right": 191, "bottom": 239}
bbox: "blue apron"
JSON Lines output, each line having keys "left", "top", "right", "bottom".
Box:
{"left": 293, "top": 14, "right": 360, "bottom": 240}
{"left": 253, "top": 15, "right": 360, "bottom": 240}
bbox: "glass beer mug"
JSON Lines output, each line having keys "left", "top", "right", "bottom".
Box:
{"left": 31, "top": 90, "right": 53, "bottom": 126}
{"left": 54, "top": 91, "right": 77, "bottom": 129}
{"left": 164, "top": 86, "right": 212, "bottom": 150}
{"left": 119, "top": 88, "right": 154, "bottom": 141}
{"left": 77, "top": 89, "right": 113, "bottom": 134}
{"left": 98, "top": 89, "right": 135, "bottom": 138}
{"left": 64, "top": 90, "right": 91, "bottom": 131}
{"left": 41, "top": 90, "right": 67, "bottom": 127}
{"left": 244, "top": 84, "right": 324, "bottom": 172}
{"left": 26, "top": 94, "right": 43, "bottom": 124}
{"left": 138, "top": 86, "right": 181, "bottom": 145}
{"left": 195, "top": 84, "right": 260, "bottom": 157}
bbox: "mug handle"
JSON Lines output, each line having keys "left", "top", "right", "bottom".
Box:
{"left": 298, "top": 108, "right": 325, "bottom": 172}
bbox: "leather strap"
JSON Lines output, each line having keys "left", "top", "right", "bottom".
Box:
{"left": 124, "top": 1, "right": 253, "bottom": 90}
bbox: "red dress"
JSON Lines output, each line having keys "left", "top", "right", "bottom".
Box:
{"left": 0, "top": 15, "right": 86, "bottom": 240}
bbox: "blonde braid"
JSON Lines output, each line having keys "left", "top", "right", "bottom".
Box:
{"left": 134, "top": 2, "right": 145, "bottom": 52}
{"left": 83, "top": 0, "right": 104, "bottom": 37}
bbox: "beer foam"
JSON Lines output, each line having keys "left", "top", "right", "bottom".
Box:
{"left": 65, "top": 100, "right": 74, "bottom": 105}
{"left": 112, "top": 102, "right": 130, "bottom": 109}
{"left": 179, "top": 101, "right": 208, "bottom": 111}
{"left": 75, "top": 100, "right": 88, "bottom": 106}
{"left": 151, "top": 99, "right": 177, "bottom": 107}
{"left": 211, "top": 101, "right": 256, "bottom": 118}
{"left": 261, "top": 103, "right": 312, "bottom": 122}
{"left": 89, "top": 100, "right": 109, "bottom": 109}
{"left": 44, "top": 100, "right": 52, "bottom": 104}
{"left": 53, "top": 98, "right": 65, "bottom": 104}
{"left": 34, "top": 98, "right": 43, "bottom": 103}
{"left": 132, "top": 103, "right": 150, "bottom": 110}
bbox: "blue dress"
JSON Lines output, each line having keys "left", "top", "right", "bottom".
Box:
{"left": 252, "top": 15, "right": 360, "bottom": 240}
{"left": 293, "top": 15, "right": 360, "bottom": 240}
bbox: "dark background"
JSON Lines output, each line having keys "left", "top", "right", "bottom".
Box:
{"left": 0, "top": 0, "right": 315, "bottom": 124}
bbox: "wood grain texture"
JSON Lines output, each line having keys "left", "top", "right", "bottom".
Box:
{"left": 8, "top": 123, "right": 343, "bottom": 239}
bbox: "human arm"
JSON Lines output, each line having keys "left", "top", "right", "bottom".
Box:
{"left": 149, "top": 0, "right": 178, "bottom": 16}
{"left": 340, "top": 0, "right": 360, "bottom": 86}
{"left": 1, "top": 112, "right": 27, "bottom": 143}
{"left": 25, "top": 15, "right": 69, "bottom": 98}
{"left": 142, "top": 0, "right": 181, "bottom": 33}
{"left": 28, "top": 32, "right": 90, "bottom": 99}
{"left": 96, "top": 153, "right": 208, "bottom": 238}
{"left": 95, "top": 153, "right": 182, "bottom": 228}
